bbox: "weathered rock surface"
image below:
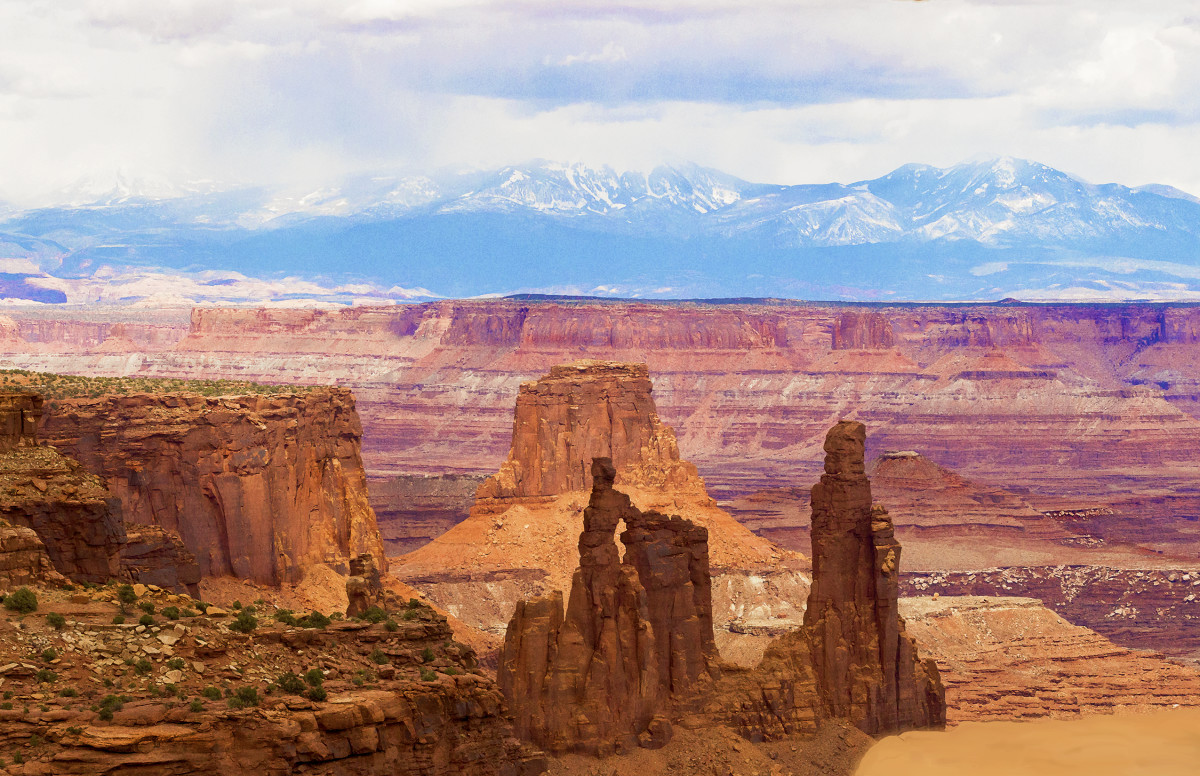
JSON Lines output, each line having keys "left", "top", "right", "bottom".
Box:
{"left": 394, "top": 361, "right": 804, "bottom": 651}
{"left": 802, "top": 421, "right": 944, "bottom": 734}
{"left": 0, "top": 393, "right": 124, "bottom": 583}
{"left": 39, "top": 388, "right": 386, "bottom": 586}
{"left": 0, "top": 517, "right": 66, "bottom": 588}
{"left": 119, "top": 524, "right": 201, "bottom": 596}
{"left": 499, "top": 459, "right": 716, "bottom": 755}
{"left": 898, "top": 596, "right": 1200, "bottom": 722}
{"left": 0, "top": 579, "right": 545, "bottom": 776}
{"left": 370, "top": 474, "right": 486, "bottom": 555}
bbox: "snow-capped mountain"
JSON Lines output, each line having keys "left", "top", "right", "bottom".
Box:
{"left": 3, "top": 158, "right": 1200, "bottom": 302}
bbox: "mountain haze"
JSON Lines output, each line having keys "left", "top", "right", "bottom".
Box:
{"left": 2, "top": 157, "right": 1199, "bottom": 304}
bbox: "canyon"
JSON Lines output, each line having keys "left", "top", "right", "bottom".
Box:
{"left": 1, "top": 299, "right": 1198, "bottom": 661}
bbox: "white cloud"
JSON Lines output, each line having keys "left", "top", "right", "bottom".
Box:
{"left": 2, "top": 0, "right": 1200, "bottom": 203}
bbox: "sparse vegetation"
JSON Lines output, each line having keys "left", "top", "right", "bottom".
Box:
{"left": 358, "top": 605, "right": 387, "bottom": 624}
{"left": 385, "top": 619, "right": 398, "bottom": 632}
{"left": 138, "top": 601, "right": 155, "bottom": 615}
{"left": 189, "top": 699, "right": 203, "bottom": 712}
{"left": 166, "top": 658, "right": 186, "bottom": 671}
{"left": 133, "top": 659, "right": 152, "bottom": 676}
{"left": 46, "top": 612, "right": 66, "bottom": 630}
{"left": 277, "top": 672, "right": 305, "bottom": 694}
{"left": 421, "top": 647, "right": 434, "bottom": 663}
{"left": 420, "top": 668, "right": 437, "bottom": 682}
{"left": 34, "top": 669, "right": 56, "bottom": 684}
{"left": 370, "top": 648, "right": 389, "bottom": 665}
{"left": 111, "top": 614, "right": 125, "bottom": 625}
{"left": 0, "top": 368, "right": 313, "bottom": 401}
{"left": 138, "top": 614, "right": 155, "bottom": 627}
{"left": 273, "top": 609, "right": 297, "bottom": 626}
{"left": 304, "top": 668, "right": 324, "bottom": 688}
{"left": 307, "top": 686, "right": 327, "bottom": 702}
{"left": 41, "top": 648, "right": 57, "bottom": 663}
{"left": 297, "top": 611, "right": 331, "bottom": 630}
{"left": 229, "top": 610, "right": 258, "bottom": 633}
{"left": 4, "top": 587, "right": 37, "bottom": 614}
{"left": 201, "top": 686, "right": 221, "bottom": 700}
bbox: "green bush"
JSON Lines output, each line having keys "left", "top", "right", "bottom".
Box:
{"left": 277, "top": 672, "right": 305, "bottom": 694}
{"left": 162, "top": 606, "right": 180, "bottom": 620}
{"left": 35, "top": 669, "right": 56, "bottom": 684}
{"left": 201, "top": 686, "right": 221, "bottom": 700}
{"left": 4, "top": 587, "right": 37, "bottom": 614}
{"left": 407, "top": 598, "right": 421, "bottom": 609}
{"left": 41, "top": 648, "right": 57, "bottom": 663}
{"left": 59, "top": 688, "right": 78, "bottom": 698}
{"left": 401, "top": 609, "right": 418, "bottom": 621}
{"left": 133, "top": 659, "right": 152, "bottom": 676}
{"left": 181, "top": 608, "right": 198, "bottom": 617}
{"left": 232, "top": 600, "right": 242, "bottom": 610}
{"left": 234, "top": 687, "right": 259, "bottom": 706}
{"left": 189, "top": 699, "right": 203, "bottom": 712}
{"left": 112, "top": 614, "right": 125, "bottom": 625}
{"left": 116, "top": 584, "right": 137, "bottom": 607}
{"left": 229, "top": 610, "right": 258, "bottom": 634}
{"left": 370, "top": 648, "right": 389, "bottom": 665}
{"left": 138, "top": 601, "right": 155, "bottom": 615}
{"left": 420, "top": 668, "right": 437, "bottom": 682}
{"left": 421, "top": 647, "right": 434, "bottom": 664}
{"left": 46, "top": 612, "right": 66, "bottom": 630}
{"left": 357, "top": 605, "right": 387, "bottom": 623}
{"left": 273, "top": 608, "right": 297, "bottom": 626}
{"left": 307, "top": 686, "right": 327, "bottom": 702}
{"left": 139, "top": 614, "right": 154, "bottom": 627}
{"left": 384, "top": 619, "right": 398, "bottom": 632}
{"left": 167, "top": 657, "right": 185, "bottom": 671}
{"left": 297, "top": 611, "right": 331, "bottom": 630}
{"left": 304, "top": 668, "right": 324, "bottom": 688}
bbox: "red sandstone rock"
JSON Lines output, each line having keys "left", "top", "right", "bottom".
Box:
{"left": 120, "top": 524, "right": 201, "bottom": 596}
{"left": 0, "top": 518, "right": 66, "bottom": 588}
{"left": 499, "top": 459, "right": 717, "bottom": 755}
{"left": 803, "top": 421, "right": 944, "bottom": 733}
{"left": 39, "top": 388, "right": 385, "bottom": 586}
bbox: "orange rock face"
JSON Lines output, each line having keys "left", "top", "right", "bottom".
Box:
{"left": 39, "top": 388, "right": 385, "bottom": 586}
{"left": 0, "top": 518, "right": 66, "bottom": 587}
{"left": 498, "top": 459, "right": 717, "bottom": 755}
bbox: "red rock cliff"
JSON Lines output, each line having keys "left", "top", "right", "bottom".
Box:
{"left": 39, "top": 388, "right": 386, "bottom": 586}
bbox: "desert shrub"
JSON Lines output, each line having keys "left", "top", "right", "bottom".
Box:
{"left": 229, "top": 610, "right": 258, "bottom": 634}
{"left": 111, "top": 615, "right": 125, "bottom": 625}
{"left": 231, "top": 600, "right": 242, "bottom": 610}
{"left": 384, "top": 619, "right": 398, "bottom": 632}
{"left": 35, "top": 669, "right": 56, "bottom": 683}
{"left": 420, "top": 668, "right": 437, "bottom": 682}
{"left": 189, "top": 699, "right": 203, "bottom": 712}
{"left": 46, "top": 612, "right": 66, "bottom": 630}
{"left": 138, "top": 614, "right": 154, "bottom": 627}
{"left": 370, "top": 648, "right": 389, "bottom": 665}
{"left": 162, "top": 606, "right": 180, "bottom": 620}
{"left": 358, "top": 606, "right": 387, "bottom": 624}
{"left": 401, "top": 609, "right": 418, "bottom": 621}
{"left": 307, "top": 686, "right": 327, "bottom": 702}
{"left": 273, "top": 608, "right": 297, "bottom": 626}
{"left": 304, "top": 668, "right": 324, "bottom": 687}
{"left": 297, "top": 611, "right": 330, "bottom": 630}
{"left": 234, "top": 686, "right": 259, "bottom": 707}
{"left": 116, "top": 584, "right": 136, "bottom": 608}
{"left": 201, "top": 686, "right": 221, "bottom": 700}
{"left": 407, "top": 598, "right": 421, "bottom": 609}
{"left": 277, "top": 672, "right": 305, "bottom": 694}
{"left": 138, "top": 601, "right": 155, "bottom": 615}
{"left": 226, "top": 697, "right": 245, "bottom": 710}
{"left": 421, "top": 647, "right": 434, "bottom": 663}
{"left": 166, "top": 657, "right": 185, "bottom": 671}
{"left": 4, "top": 587, "right": 36, "bottom": 614}
{"left": 59, "top": 688, "right": 77, "bottom": 698}
{"left": 133, "top": 659, "right": 152, "bottom": 676}
{"left": 181, "top": 608, "right": 198, "bottom": 617}
{"left": 41, "top": 648, "right": 57, "bottom": 662}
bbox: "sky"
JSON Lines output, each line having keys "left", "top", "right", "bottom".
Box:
{"left": 2, "top": 0, "right": 1200, "bottom": 206}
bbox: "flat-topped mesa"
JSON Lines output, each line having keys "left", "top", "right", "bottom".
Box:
{"left": 477, "top": 361, "right": 707, "bottom": 503}
{"left": 805, "top": 420, "right": 945, "bottom": 734}
{"left": 499, "top": 458, "right": 717, "bottom": 756}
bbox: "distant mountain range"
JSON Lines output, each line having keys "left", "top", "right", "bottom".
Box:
{"left": 2, "top": 157, "right": 1200, "bottom": 305}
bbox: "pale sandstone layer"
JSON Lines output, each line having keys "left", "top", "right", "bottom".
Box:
{"left": 38, "top": 388, "right": 386, "bottom": 587}
{"left": 854, "top": 707, "right": 1200, "bottom": 776}
{"left": 394, "top": 361, "right": 806, "bottom": 646}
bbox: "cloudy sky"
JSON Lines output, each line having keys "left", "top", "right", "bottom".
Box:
{"left": 2, "top": 0, "right": 1199, "bottom": 205}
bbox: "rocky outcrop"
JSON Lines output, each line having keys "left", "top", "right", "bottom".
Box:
{"left": 346, "top": 553, "right": 399, "bottom": 618}
{"left": 499, "top": 459, "right": 716, "bottom": 755}
{"left": 832, "top": 311, "right": 894, "bottom": 350}
{"left": 39, "top": 388, "right": 385, "bottom": 586}
{"left": 803, "top": 421, "right": 944, "bottom": 733}
{"left": 395, "top": 361, "right": 800, "bottom": 652}
{"left": 0, "top": 518, "right": 66, "bottom": 588}
{"left": 119, "top": 525, "right": 201, "bottom": 596}
{"left": 898, "top": 596, "right": 1200, "bottom": 723}
{"left": 476, "top": 361, "right": 707, "bottom": 502}
{"left": 0, "top": 393, "right": 124, "bottom": 584}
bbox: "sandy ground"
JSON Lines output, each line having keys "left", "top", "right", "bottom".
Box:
{"left": 855, "top": 707, "right": 1200, "bottom": 776}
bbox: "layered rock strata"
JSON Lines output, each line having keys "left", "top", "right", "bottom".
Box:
{"left": 803, "top": 421, "right": 944, "bottom": 733}
{"left": 39, "top": 388, "right": 385, "bottom": 586}
{"left": 0, "top": 518, "right": 66, "bottom": 588}
{"left": 499, "top": 459, "right": 717, "bottom": 755}
{"left": 395, "top": 361, "right": 802, "bottom": 648}
{"left": 0, "top": 393, "right": 124, "bottom": 583}
{"left": 119, "top": 525, "right": 201, "bottom": 596}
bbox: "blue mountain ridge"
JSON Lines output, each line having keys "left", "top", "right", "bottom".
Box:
{"left": 1, "top": 156, "right": 1199, "bottom": 302}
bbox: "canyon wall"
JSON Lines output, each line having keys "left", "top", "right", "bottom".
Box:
{"left": 38, "top": 388, "right": 385, "bottom": 586}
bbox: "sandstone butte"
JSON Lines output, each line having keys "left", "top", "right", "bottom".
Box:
{"left": 37, "top": 387, "right": 386, "bottom": 588}
{"left": 499, "top": 422, "right": 943, "bottom": 757}
{"left": 391, "top": 361, "right": 809, "bottom": 651}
